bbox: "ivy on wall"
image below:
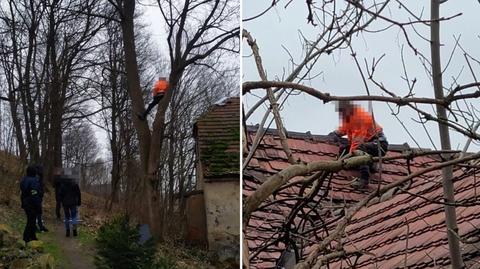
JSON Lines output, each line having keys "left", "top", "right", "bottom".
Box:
{"left": 200, "top": 127, "right": 240, "bottom": 177}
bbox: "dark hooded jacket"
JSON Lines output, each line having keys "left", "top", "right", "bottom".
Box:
{"left": 20, "top": 176, "right": 42, "bottom": 208}
{"left": 58, "top": 178, "right": 81, "bottom": 207}
{"left": 54, "top": 175, "right": 64, "bottom": 200}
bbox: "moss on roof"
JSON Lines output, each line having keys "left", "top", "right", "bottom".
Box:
{"left": 200, "top": 127, "right": 240, "bottom": 177}
{"left": 195, "top": 97, "right": 240, "bottom": 178}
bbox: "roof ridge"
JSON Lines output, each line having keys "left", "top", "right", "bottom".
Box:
{"left": 195, "top": 95, "right": 239, "bottom": 124}
{"left": 246, "top": 124, "right": 434, "bottom": 152}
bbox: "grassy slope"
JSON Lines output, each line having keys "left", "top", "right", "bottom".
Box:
{"left": 0, "top": 194, "right": 76, "bottom": 268}
{"left": 0, "top": 150, "right": 228, "bottom": 269}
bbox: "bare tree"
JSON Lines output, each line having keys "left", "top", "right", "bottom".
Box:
{"left": 63, "top": 123, "right": 99, "bottom": 173}
{"left": 0, "top": 0, "right": 240, "bottom": 249}
{"left": 0, "top": 0, "right": 108, "bottom": 184}
{"left": 108, "top": 0, "right": 239, "bottom": 236}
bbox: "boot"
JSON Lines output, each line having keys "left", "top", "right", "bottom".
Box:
{"left": 73, "top": 229, "right": 78, "bottom": 237}
{"left": 66, "top": 229, "right": 70, "bottom": 237}
{"left": 350, "top": 177, "right": 369, "bottom": 190}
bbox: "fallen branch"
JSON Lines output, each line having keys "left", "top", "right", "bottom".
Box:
{"left": 295, "top": 152, "right": 480, "bottom": 269}
{"left": 244, "top": 155, "right": 373, "bottom": 222}
{"left": 244, "top": 149, "right": 462, "bottom": 222}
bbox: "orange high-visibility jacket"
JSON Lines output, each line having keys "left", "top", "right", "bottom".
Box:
{"left": 152, "top": 80, "right": 169, "bottom": 96}
{"left": 337, "top": 106, "right": 383, "bottom": 152}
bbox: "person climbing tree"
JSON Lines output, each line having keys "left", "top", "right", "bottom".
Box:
{"left": 20, "top": 166, "right": 42, "bottom": 243}
{"left": 328, "top": 100, "right": 388, "bottom": 190}
{"left": 58, "top": 176, "right": 81, "bottom": 237}
{"left": 34, "top": 165, "right": 48, "bottom": 232}
{"left": 137, "top": 76, "right": 170, "bottom": 121}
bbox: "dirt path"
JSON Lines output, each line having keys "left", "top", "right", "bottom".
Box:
{"left": 46, "top": 221, "right": 95, "bottom": 269}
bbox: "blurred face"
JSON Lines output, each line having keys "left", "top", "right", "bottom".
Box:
{"left": 340, "top": 106, "right": 353, "bottom": 116}
{"left": 337, "top": 102, "right": 353, "bottom": 118}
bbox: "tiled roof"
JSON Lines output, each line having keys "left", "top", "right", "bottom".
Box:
{"left": 194, "top": 96, "right": 240, "bottom": 179}
{"left": 244, "top": 126, "right": 480, "bottom": 268}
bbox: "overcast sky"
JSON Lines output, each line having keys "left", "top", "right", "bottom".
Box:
{"left": 97, "top": 1, "right": 239, "bottom": 158}
{"left": 242, "top": 1, "right": 480, "bottom": 152}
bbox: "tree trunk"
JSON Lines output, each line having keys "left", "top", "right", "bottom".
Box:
{"left": 430, "top": 1, "right": 464, "bottom": 268}
{"left": 109, "top": 68, "right": 121, "bottom": 209}
{"left": 8, "top": 93, "right": 27, "bottom": 162}
{"left": 119, "top": 0, "right": 157, "bottom": 234}
{"left": 167, "top": 115, "right": 176, "bottom": 220}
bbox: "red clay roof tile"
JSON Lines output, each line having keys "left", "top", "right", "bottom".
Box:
{"left": 195, "top": 97, "right": 239, "bottom": 178}
{"left": 244, "top": 127, "right": 480, "bottom": 268}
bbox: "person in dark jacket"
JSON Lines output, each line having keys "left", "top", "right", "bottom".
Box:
{"left": 53, "top": 167, "right": 64, "bottom": 221}
{"left": 58, "top": 177, "right": 81, "bottom": 237}
{"left": 20, "top": 166, "right": 42, "bottom": 242}
{"left": 34, "top": 165, "right": 48, "bottom": 232}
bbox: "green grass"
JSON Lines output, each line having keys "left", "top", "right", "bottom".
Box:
{"left": 38, "top": 231, "right": 70, "bottom": 268}
{"left": 6, "top": 210, "right": 26, "bottom": 234}
{"left": 1, "top": 205, "right": 69, "bottom": 268}
{"left": 77, "top": 228, "right": 95, "bottom": 248}
{"left": 1, "top": 205, "right": 75, "bottom": 268}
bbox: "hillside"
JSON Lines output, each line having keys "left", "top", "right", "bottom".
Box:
{"left": 0, "top": 151, "right": 223, "bottom": 269}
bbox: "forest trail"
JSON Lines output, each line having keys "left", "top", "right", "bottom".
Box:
{"left": 51, "top": 221, "right": 95, "bottom": 269}
{"left": 38, "top": 221, "right": 95, "bottom": 269}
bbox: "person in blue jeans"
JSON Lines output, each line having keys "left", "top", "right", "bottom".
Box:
{"left": 58, "top": 177, "right": 81, "bottom": 237}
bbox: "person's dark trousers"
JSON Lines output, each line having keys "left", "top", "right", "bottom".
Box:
{"left": 142, "top": 94, "right": 164, "bottom": 118}
{"left": 35, "top": 202, "right": 47, "bottom": 231}
{"left": 357, "top": 140, "right": 388, "bottom": 182}
{"left": 63, "top": 205, "right": 78, "bottom": 236}
{"left": 23, "top": 204, "right": 37, "bottom": 243}
{"left": 337, "top": 137, "right": 388, "bottom": 182}
{"left": 35, "top": 202, "right": 43, "bottom": 230}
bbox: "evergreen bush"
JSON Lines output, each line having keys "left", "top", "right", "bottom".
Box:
{"left": 94, "top": 215, "right": 158, "bottom": 269}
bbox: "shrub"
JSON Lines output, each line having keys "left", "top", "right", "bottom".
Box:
{"left": 0, "top": 150, "right": 23, "bottom": 206}
{"left": 94, "top": 215, "right": 157, "bottom": 269}
{"left": 155, "top": 255, "right": 176, "bottom": 269}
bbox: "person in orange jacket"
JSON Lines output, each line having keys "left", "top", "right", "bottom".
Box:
{"left": 328, "top": 100, "right": 388, "bottom": 189}
{"left": 138, "top": 77, "right": 169, "bottom": 121}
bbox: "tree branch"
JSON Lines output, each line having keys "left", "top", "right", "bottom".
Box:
{"left": 243, "top": 80, "right": 480, "bottom": 107}
{"left": 243, "top": 28, "right": 295, "bottom": 164}
{"left": 294, "top": 152, "right": 480, "bottom": 269}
